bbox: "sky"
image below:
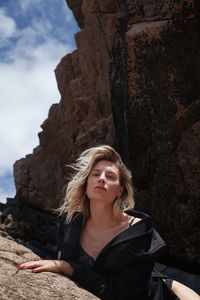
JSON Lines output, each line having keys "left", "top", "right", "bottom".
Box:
{"left": 0, "top": 0, "right": 79, "bottom": 203}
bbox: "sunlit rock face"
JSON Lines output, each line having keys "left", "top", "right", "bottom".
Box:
{"left": 0, "top": 236, "right": 98, "bottom": 299}
{"left": 13, "top": 0, "right": 200, "bottom": 269}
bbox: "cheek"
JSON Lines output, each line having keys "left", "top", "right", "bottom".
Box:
{"left": 110, "top": 184, "right": 121, "bottom": 195}
{"left": 87, "top": 176, "right": 92, "bottom": 187}
{"left": 86, "top": 178, "right": 92, "bottom": 194}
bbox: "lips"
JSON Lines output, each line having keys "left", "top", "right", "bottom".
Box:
{"left": 95, "top": 186, "right": 106, "bottom": 191}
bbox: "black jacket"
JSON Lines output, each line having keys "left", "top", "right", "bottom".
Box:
{"left": 58, "top": 210, "right": 179, "bottom": 300}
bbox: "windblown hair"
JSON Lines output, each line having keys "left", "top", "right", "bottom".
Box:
{"left": 58, "top": 145, "right": 134, "bottom": 223}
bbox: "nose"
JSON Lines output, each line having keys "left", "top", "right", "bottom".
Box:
{"left": 98, "top": 172, "right": 106, "bottom": 183}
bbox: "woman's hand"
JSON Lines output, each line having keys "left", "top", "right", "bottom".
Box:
{"left": 18, "top": 260, "right": 74, "bottom": 276}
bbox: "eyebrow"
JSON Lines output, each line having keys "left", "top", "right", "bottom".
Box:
{"left": 92, "top": 168, "right": 117, "bottom": 175}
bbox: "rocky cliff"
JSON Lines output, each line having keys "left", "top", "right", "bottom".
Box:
{"left": 11, "top": 0, "right": 200, "bottom": 271}
{"left": 125, "top": 0, "right": 200, "bottom": 271}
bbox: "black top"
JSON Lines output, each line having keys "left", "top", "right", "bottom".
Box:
{"left": 73, "top": 217, "right": 136, "bottom": 268}
{"left": 76, "top": 243, "right": 174, "bottom": 290}
{"left": 57, "top": 210, "right": 178, "bottom": 300}
{"left": 74, "top": 242, "right": 95, "bottom": 267}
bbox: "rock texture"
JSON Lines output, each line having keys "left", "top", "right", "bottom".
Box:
{"left": 0, "top": 236, "right": 98, "bottom": 299}
{"left": 12, "top": 0, "right": 200, "bottom": 272}
{"left": 125, "top": 1, "right": 200, "bottom": 270}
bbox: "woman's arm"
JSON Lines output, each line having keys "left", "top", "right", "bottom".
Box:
{"left": 172, "top": 281, "right": 200, "bottom": 300}
{"left": 18, "top": 259, "right": 74, "bottom": 276}
{"left": 58, "top": 251, "right": 61, "bottom": 259}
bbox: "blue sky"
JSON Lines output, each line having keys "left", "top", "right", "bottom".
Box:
{"left": 0, "top": 0, "right": 79, "bottom": 203}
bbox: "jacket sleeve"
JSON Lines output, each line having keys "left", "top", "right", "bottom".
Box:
{"left": 70, "top": 260, "right": 154, "bottom": 300}
{"left": 57, "top": 213, "right": 67, "bottom": 252}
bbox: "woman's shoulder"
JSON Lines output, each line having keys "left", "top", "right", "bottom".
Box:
{"left": 125, "top": 209, "right": 152, "bottom": 225}
{"left": 124, "top": 210, "right": 166, "bottom": 253}
{"left": 130, "top": 216, "right": 142, "bottom": 227}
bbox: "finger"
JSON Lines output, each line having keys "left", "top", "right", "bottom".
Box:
{"left": 31, "top": 266, "right": 48, "bottom": 273}
{"left": 31, "top": 262, "right": 61, "bottom": 273}
{"left": 18, "top": 261, "right": 42, "bottom": 269}
{"left": 18, "top": 262, "right": 36, "bottom": 269}
{"left": 18, "top": 260, "right": 40, "bottom": 266}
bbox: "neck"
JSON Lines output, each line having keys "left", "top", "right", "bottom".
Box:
{"left": 88, "top": 201, "right": 123, "bottom": 229}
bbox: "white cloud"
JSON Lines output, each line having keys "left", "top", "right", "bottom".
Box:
{"left": 0, "top": 8, "right": 17, "bottom": 42}
{"left": 18, "top": 0, "right": 75, "bottom": 24}
{"left": 0, "top": 187, "right": 13, "bottom": 203}
{"left": 0, "top": 174, "right": 15, "bottom": 203}
{"left": 0, "top": 6, "right": 76, "bottom": 177}
{"left": 0, "top": 1, "right": 78, "bottom": 202}
{"left": 19, "top": 0, "right": 46, "bottom": 11}
{"left": 0, "top": 38, "right": 73, "bottom": 176}
{"left": 19, "top": 0, "right": 35, "bottom": 11}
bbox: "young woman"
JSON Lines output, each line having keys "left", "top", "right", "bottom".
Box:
{"left": 18, "top": 145, "right": 200, "bottom": 299}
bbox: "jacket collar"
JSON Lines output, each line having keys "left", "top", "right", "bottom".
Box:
{"left": 66, "top": 210, "right": 154, "bottom": 247}
{"left": 63, "top": 210, "right": 165, "bottom": 261}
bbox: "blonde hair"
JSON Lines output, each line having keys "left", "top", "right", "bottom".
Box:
{"left": 58, "top": 145, "right": 134, "bottom": 223}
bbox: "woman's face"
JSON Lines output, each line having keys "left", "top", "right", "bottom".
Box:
{"left": 86, "top": 160, "right": 124, "bottom": 205}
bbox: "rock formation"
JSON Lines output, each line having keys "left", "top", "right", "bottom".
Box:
{"left": 0, "top": 198, "right": 58, "bottom": 258}
{"left": 0, "top": 236, "right": 98, "bottom": 299}
{"left": 125, "top": 1, "right": 200, "bottom": 271}
{"left": 11, "top": 0, "right": 200, "bottom": 272}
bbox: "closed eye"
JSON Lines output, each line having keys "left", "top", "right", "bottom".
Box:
{"left": 107, "top": 174, "right": 117, "bottom": 180}
{"left": 107, "top": 175, "right": 114, "bottom": 179}
{"left": 92, "top": 173, "right": 100, "bottom": 177}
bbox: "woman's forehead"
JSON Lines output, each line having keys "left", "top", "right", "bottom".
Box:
{"left": 92, "top": 160, "right": 119, "bottom": 173}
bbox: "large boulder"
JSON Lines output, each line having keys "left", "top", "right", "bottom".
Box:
{"left": 0, "top": 236, "right": 98, "bottom": 299}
